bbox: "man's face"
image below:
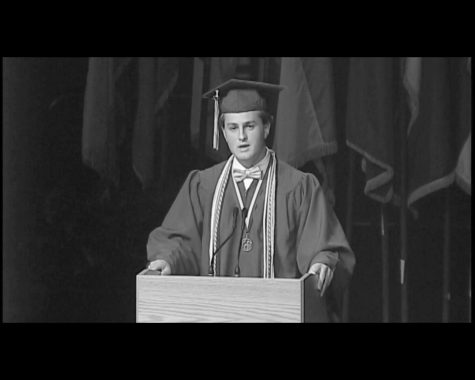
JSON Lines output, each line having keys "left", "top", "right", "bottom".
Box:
{"left": 222, "top": 111, "right": 270, "bottom": 168}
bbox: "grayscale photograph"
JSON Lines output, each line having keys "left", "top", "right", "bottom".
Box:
{"left": 3, "top": 57, "right": 471, "bottom": 323}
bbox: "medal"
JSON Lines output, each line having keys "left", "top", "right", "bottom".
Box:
{"left": 232, "top": 158, "right": 264, "bottom": 256}
{"left": 242, "top": 233, "right": 253, "bottom": 252}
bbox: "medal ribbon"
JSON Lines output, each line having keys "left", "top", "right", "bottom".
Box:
{"left": 232, "top": 164, "right": 263, "bottom": 230}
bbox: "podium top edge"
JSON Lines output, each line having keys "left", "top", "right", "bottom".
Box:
{"left": 137, "top": 269, "right": 313, "bottom": 282}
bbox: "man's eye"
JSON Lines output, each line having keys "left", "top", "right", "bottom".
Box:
{"left": 246, "top": 124, "right": 255, "bottom": 129}
{"left": 229, "top": 126, "right": 238, "bottom": 130}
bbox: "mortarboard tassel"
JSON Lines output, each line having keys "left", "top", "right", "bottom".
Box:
{"left": 213, "top": 89, "right": 219, "bottom": 150}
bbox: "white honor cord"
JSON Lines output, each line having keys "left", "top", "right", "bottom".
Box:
{"left": 232, "top": 175, "right": 263, "bottom": 229}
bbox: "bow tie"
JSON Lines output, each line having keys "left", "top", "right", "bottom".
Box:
{"left": 232, "top": 167, "right": 262, "bottom": 182}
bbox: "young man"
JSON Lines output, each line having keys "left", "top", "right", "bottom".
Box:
{"left": 146, "top": 79, "right": 355, "bottom": 315}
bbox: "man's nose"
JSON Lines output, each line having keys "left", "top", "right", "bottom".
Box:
{"left": 238, "top": 127, "right": 247, "bottom": 141}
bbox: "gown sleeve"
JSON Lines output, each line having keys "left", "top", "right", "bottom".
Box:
{"left": 146, "top": 170, "right": 204, "bottom": 275}
{"left": 294, "top": 173, "right": 356, "bottom": 315}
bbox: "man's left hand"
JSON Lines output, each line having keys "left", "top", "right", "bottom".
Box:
{"left": 308, "top": 263, "right": 334, "bottom": 297}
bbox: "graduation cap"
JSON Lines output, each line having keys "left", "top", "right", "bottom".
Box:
{"left": 203, "top": 79, "right": 284, "bottom": 150}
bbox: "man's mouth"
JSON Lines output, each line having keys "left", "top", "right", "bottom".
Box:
{"left": 238, "top": 144, "right": 250, "bottom": 149}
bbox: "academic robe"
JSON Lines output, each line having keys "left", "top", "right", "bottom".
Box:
{"left": 147, "top": 157, "right": 355, "bottom": 315}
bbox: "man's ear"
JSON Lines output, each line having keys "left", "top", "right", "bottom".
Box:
{"left": 264, "top": 123, "right": 271, "bottom": 139}
{"left": 222, "top": 126, "right": 231, "bottom": 145}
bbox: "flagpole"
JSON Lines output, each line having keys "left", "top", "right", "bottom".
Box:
{"left": 399, "top": 61, "right": 409, "bottom": 323}
{"left": 107, "top": 57, "right": 117, "bottom": 187}
{"left": 380, "top": 203, "right": 390, "bottom": 322}
{"left": 442, "top": 188, "right": 451, "bottom": 322}
{"left": 400, "top": 186, "right": 408, "bottom": 323}
{"left": 469, "top": 268, "right": 472, "bottom": 322}
{"left": 343, "top": 148, "right": 355, "bottom": 323}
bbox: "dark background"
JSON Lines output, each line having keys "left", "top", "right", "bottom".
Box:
{"left": 3, "top": 57, "right": 471, "bottom": 322}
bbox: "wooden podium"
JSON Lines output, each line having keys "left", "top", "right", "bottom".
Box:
{"left": 136, "top": 270, "right": 329, "bottom": 322}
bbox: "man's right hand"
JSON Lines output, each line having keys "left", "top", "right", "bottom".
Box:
{"left": 147, "top": 259, "right": 172, "bottom": 275}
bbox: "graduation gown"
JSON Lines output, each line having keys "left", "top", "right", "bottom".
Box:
{"left": 147, "top": 157, "right": 355, "bottom": 313}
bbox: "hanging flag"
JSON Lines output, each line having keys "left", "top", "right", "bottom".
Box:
{"left": 407, "top": 57, "right": 471, "bottom": 206}
{"left": 455, "top": 132, "right": 471, "bottom": 195}
{"left": 132, "top": 57, "right": 179, "bottom": 189}
{"left": 82, "top": 57, "right": 132, "bottom": 186}
{"left": 273, "top": 57, "right": 337, "bottom": 168}
{"left": 403, "top": 57, "right": 422, "bottom": 136}
{"left": 345, "top": 57, "right": 399, "bottom": 203}
{"left": 190, "top": 57, "right": 205, "bottom": 150}
{"left": 454, "top": 57, "right": 471, "bottom": 196}
{"left": 82, "top": 57, "right": 179, "bottom": 189}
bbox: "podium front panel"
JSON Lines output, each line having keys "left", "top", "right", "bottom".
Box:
{"left": 136, "top": 271, "right": 303, "bottom": 323}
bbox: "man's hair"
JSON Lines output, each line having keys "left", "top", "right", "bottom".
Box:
{"left": 219, "top": 111, "right": 274, "bottom": 129}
